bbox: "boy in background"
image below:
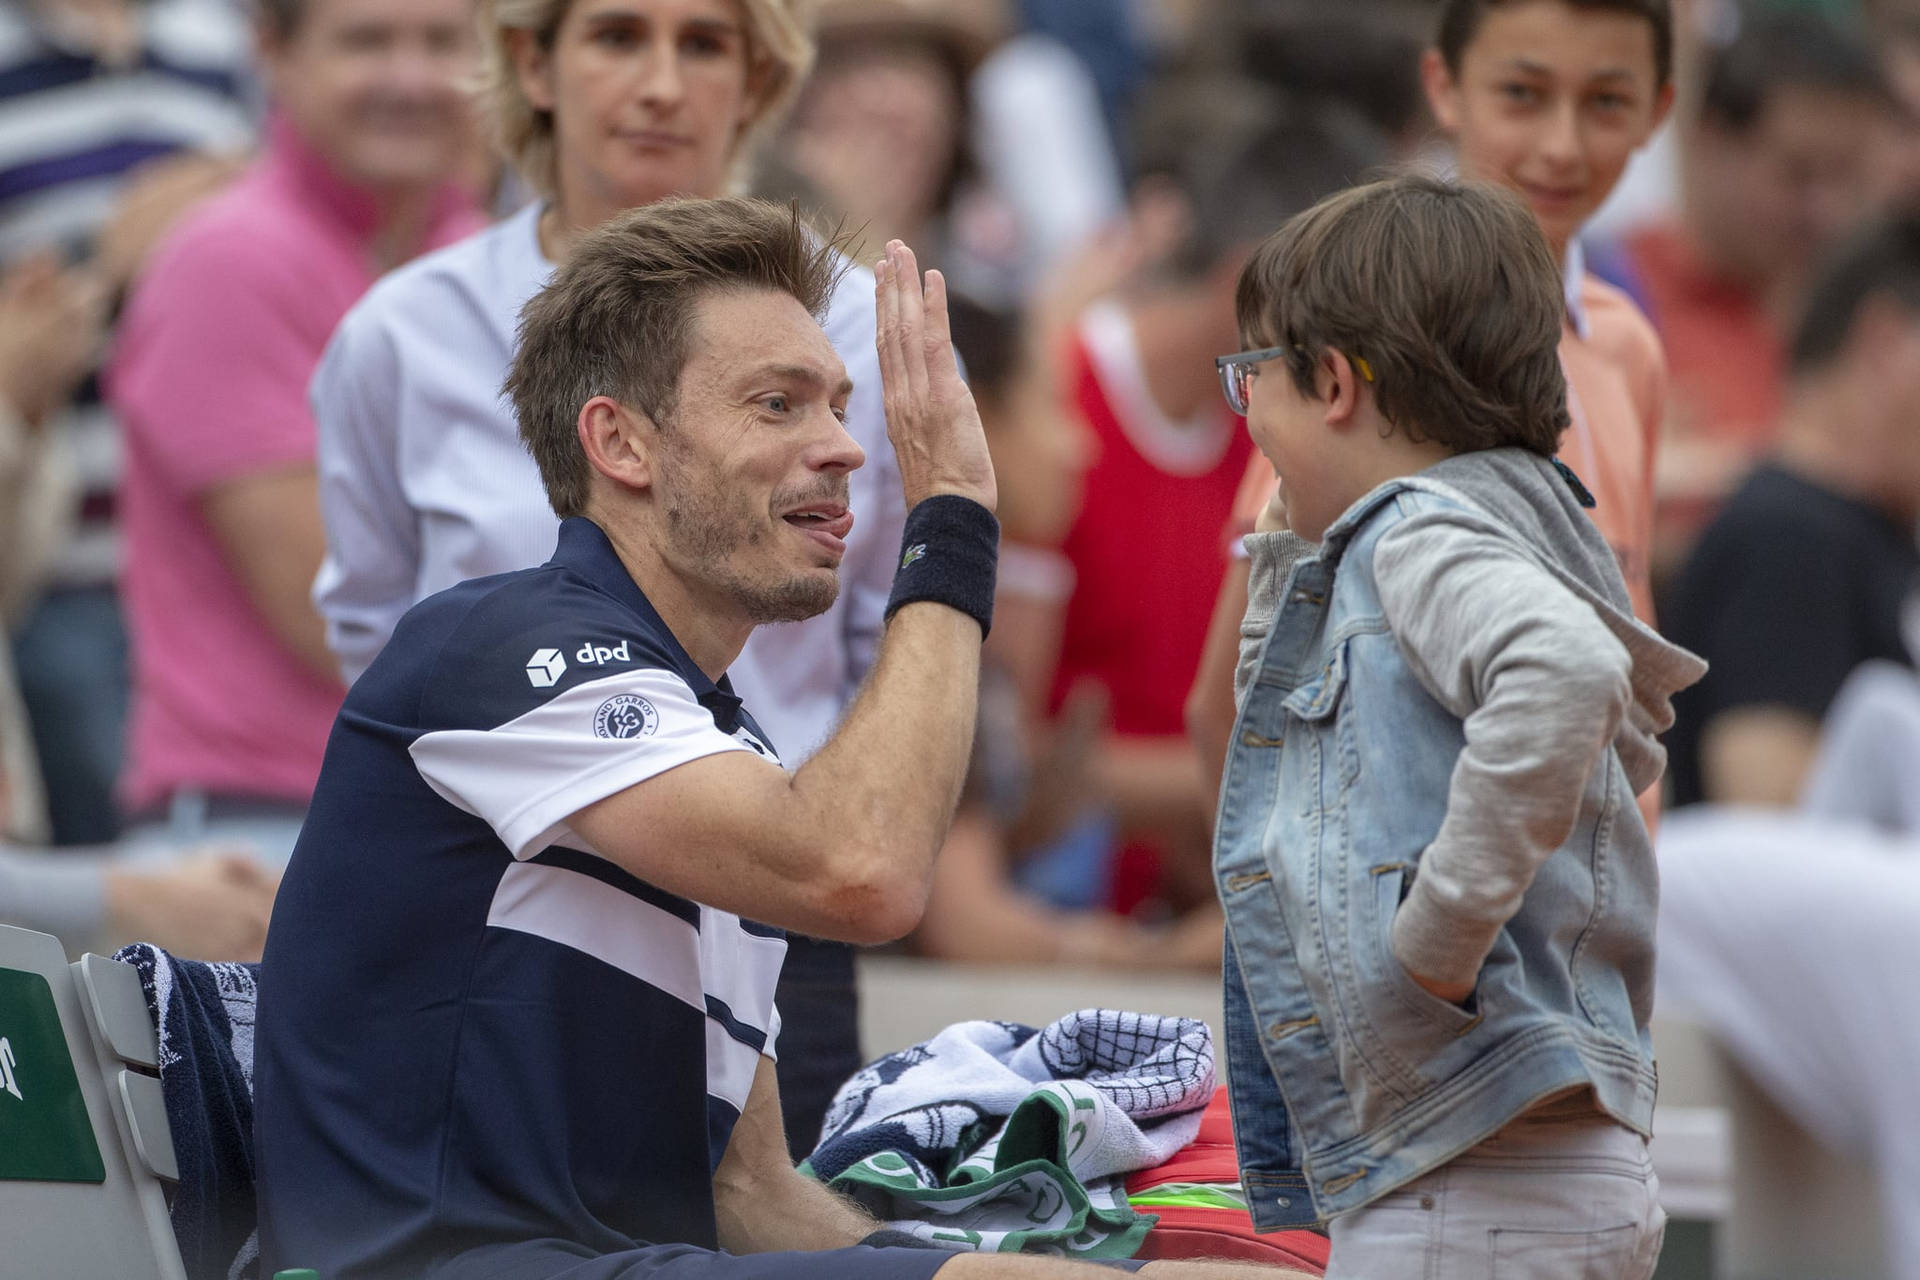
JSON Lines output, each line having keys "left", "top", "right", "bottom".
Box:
{"left": 1211, "top": 175, "right": 1703, "bottom": 1277}
{"left": 1190, "top": 0, "right": 1674, "bottom": 808}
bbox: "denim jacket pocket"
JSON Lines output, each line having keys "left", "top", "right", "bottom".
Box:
{"left": 1280, "top": 641, "right": 1361, "bottom": 792}
{"left": 1365, "top": 861, "right": 1485, "bottom": 1045}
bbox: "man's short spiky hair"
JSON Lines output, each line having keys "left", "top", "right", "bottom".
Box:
{"left": 1236, "top": 174, "right": 1570, "bottom": 457}
{"left": 505, "top": 197, "right": 843, "bottom": 518}
{"left": 1437, "top": 0, "right": 1673, "bottom": 89}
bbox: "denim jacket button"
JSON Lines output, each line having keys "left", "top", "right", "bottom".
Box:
{"left": 1275, "top": 1196, "right": 1290, "bottom": 1208}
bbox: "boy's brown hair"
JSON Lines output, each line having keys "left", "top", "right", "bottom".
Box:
{"left": 1235, "top": 173, "right": 1569, "bottom": 456}
{"left": 1437, "top": 0, "right": 1673, "bottom": 88}
{"left": 506, "top": 197, "right": 844, "bottom": 518}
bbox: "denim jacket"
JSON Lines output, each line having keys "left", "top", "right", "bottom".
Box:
{"left": 1216, "top": 449, "right": 1705, "bottom": 1229}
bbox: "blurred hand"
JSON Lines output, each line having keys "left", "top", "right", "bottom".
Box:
{"left": 91, "top": 150, "right": 244, "bottom": 295}
{"left": 0, "top": 254, "right": 105, "bottom": 427}
{"left": 874, "top": 240, "right": 997, "bottom": 511}
{"left": 103, "top": 852, "right": 280, "bottom": 962}
{"left": 1253, "top": 476, "right": 1289, "bottom": 535}
{"left": 1160, "top": 904, "right": 1226, "bottom": 971}
{"left": 1009, "top": 678, "right": 1108, "bottom": 853}
{"left": 1028, "top": 185, "right": 1188, "bottom": 358}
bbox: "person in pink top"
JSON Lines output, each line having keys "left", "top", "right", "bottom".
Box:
{"left": 109, "top": 0, "right": 483, "bottom": 861}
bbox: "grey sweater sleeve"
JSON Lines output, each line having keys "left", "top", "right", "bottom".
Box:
{"left": 1373, "top": 517, "right": 1633, "bottom": 989}
{"left": 0, "top": 846, "right": 108, "bottom": 947}
{"left": 1234, "top": 532, "right": 1317, "bottom": 705}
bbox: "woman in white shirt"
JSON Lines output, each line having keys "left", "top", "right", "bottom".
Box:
{"left": 309, "top": 0, "right": 903, "bottom": 1158}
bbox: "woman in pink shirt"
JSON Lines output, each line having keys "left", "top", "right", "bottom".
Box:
{"left": 108, "top": 0, "right": 484, "bottom": 861}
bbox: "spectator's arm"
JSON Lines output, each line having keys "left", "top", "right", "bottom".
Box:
{"left": 1701, "top": 706, "right": 1822, "bottom": 807}
{"left": 911, "top": 807, "right": 1219, "bottom": 969}
{"left": 202, "top": 465, "right": 339, "bottom": 685}
{"left": 111, "top": 214, "right": 339, "bottom": 684}
{"left": 1092, "top": 734, "right": 1208, "bottom": 845}
{"left": 1186, "top": 557, "right": 1249, "bottom": 814}
{"left": 0, "top": 846, "right": 108, "bottom": 945}
{"left": 310, "top": 314, "right": 421, "bottom": 683}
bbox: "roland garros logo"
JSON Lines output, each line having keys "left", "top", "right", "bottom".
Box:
{"left": 594, "top": 694, "right": 659, "bottom": 740}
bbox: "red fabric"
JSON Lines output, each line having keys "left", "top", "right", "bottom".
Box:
{"left": 1127, "top": 1085, "right": 1242, "bottom": 1193}
{"left": 1048, "top": 332, "right": 1251, "bottom": 912}
{"left": 1131, "top": 1215, "right": 1329, "bottom": 1270}
{"left": 1127, "top": 1087, "right": 1329, "bottom": 1273}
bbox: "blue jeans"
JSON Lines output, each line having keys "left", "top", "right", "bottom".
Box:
{"left": 12, "top": 586, "right": 128, "bottom": 845}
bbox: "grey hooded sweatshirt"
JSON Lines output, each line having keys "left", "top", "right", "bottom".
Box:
{"left": 1236, "top": 448, "right": 1707, "bottom": 988}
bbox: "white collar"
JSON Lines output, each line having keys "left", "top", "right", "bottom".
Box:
{"left": 1077, "top": 300, "right": 1237, "bottom": 476}
{"left": 1564, "top": 238, "right": 1591, "bottom": 340}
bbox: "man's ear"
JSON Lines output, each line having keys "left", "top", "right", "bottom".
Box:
{"left": 578, "top": 396, "right": 657, "bottom": 495}
{"left": 1421, "top": 47, "right": 1463, "bottom": 135}
{"left": 506, "top": 26, "right": 557, "bottom": 113}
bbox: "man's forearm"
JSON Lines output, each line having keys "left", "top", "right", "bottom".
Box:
{"left": 716, "top": 1162, "right": 882, "bottom": 1254}
{"left": 713, "top": 1056, "right": 883, "bottom": 1253}
{"left": 785, "top": 599, "right": 981, "bottom": 925}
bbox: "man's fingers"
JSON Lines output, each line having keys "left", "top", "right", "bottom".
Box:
{"left": 888, "top": 242, "right": 932, "bottom": 409}
{"left": 921, "top": 268, "right": 959, "bottom": 381}
{"left": 874, "top": 254, "right": 908, "bottom": 405}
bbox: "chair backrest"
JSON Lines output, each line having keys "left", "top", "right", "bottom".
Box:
{"left": 0, "top": 923, "right": 187, "bottom": 1279}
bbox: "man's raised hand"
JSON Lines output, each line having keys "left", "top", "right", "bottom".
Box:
{"left": 874, "top": 240, "right": 997, "bottom": 513}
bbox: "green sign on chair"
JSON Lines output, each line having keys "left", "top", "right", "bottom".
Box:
{"left": 0, "top": 967, "right": 107, "bottom": 1183}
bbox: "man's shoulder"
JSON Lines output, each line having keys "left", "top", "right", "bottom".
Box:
{"left": 134, "top": 171, "right": 302, "bottom": 298}
{"left": 369, "top": 566, "right": 687, "bottom": 731}
{"left": 344, "top": 207, "right": 541, "bottom": 348}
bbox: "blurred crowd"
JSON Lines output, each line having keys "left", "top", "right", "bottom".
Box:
{"left": 2, "top": 0, "right": 1919, "bottom": 1257}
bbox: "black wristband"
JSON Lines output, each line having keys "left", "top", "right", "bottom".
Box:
{"left": 884, "top": 494, "right": 999, "bottom": 637}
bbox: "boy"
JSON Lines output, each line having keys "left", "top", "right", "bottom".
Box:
{"left": 1211, "top": 175, "right": 1704, "bottom": 1278}
{"left": 1189, "top": 0, "right": 1674, "bottom": 807}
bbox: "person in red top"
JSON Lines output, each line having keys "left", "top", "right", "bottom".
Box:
{"left": 1044, "top": 86, "right": 1384, "bottom": 915}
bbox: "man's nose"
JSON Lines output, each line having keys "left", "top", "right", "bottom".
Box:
{"left": 813, "top": 411, "right": 867, "bottom": 475}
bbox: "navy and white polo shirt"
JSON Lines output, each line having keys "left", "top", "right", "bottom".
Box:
{"left": 255, "top": 517, "right": 793, "bottom": 1278}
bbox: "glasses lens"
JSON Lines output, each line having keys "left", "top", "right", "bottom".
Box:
{"left": 1219, "top": 361, "right": 1243, "bottom": 415}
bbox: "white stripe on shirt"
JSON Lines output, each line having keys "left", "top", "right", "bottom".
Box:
{"left": 485, "top": 858, "right": 781, "bottom": 1107}
{"left": 409, "top": 666, "right": 754, "bottom": 859}
{"left": 0, "top": 72, "right": 252, "bottom": 170}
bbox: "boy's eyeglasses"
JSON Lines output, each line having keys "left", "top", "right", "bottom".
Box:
{"left": 1214, "top": 345, "right": 1375, "bottom": 416}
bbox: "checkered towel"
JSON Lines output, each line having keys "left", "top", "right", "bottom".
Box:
{"left": 807, "top": 1009, "right": 1215, "bottom": 1257}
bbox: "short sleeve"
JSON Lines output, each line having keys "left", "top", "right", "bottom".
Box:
{"left": 408, "top": 666, "right": 754, "bottom": 858}
{"left": 1680, "top": 516, "right": 1862, "bottom": 722}
{"left": 110, "top": 211, "right": 321, "bottom": 496}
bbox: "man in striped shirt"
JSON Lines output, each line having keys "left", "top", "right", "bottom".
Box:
{"left": 0, "top": 0, "right": 255, "bottom": 843}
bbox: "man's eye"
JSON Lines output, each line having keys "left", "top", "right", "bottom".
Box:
{"left": 1500, "top": 83, "right": 1542, "bottom": 106}
{"left": 763, "top": 395, "right": 790, "bottom": 414}
{"left": 831, "top": 405, "right": 848, "bottom": 424}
